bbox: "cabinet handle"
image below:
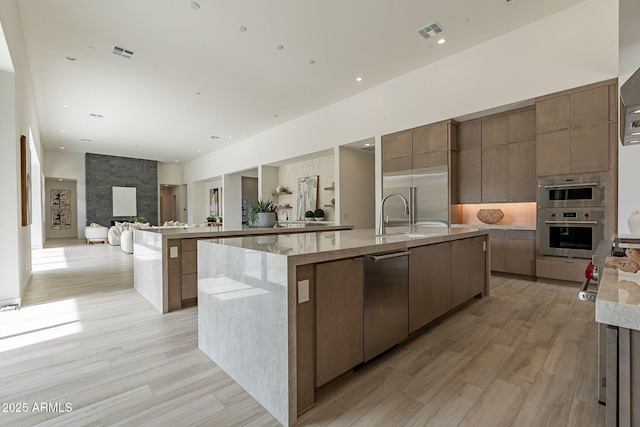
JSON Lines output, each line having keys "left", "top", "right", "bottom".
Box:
{"left": 544, "top": 220, "right": 599, "bottom": 225}
{"left": 543, "top": 182, "right": 598, "bottom": 189}
{"left": 367, "top": 251, "right": 411, "bottom": 262}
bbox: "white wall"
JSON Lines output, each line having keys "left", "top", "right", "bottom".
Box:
{"left": 277, "top": 155, "right": 335, "bottom": 221}
{"left": 618, "top": 0, "right": 640, "bottom": 233}
{"left": 338, "top": 146, "right": 375, "bottom": 229}
{"left": 0, "top": 0, "right": 45, "bottom": 305}
{"left": 158, "top": 163, "right": 183, "bottom": 185}
{"left": 43, "top": 150, "right": 86, "bottom": 238}
{"left": 0, "top": 69, "right": 20, "bottom": 304}
{"left": 184, "top": 0, "right": 618, "bottom": 218}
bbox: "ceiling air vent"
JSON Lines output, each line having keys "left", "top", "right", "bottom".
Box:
{"left": 417, "top": 22, "right": 444, "bottom": 40}
{"left": 89, "top": 113, "right": 104, "bottom": 118}
{"left": 112, "top": 46, "right": 134, "bottom": 59}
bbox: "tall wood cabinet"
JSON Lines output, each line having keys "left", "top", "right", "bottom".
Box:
{"left": 536, "top": 80, "right": 617, "bottom": 177}
{"left": 457, "top": 106, "right": 536, "bottom": 203}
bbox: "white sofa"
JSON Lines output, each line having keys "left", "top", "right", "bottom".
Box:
{"left": 84, "top": 224, "right": 108, "bottom": 244}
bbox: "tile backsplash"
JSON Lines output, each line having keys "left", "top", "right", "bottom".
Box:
{"left": 276, "top": 155, "right": 335, "bottom": 221}
{"left": 456, "top": 202, "right": 537, "bottom": 227}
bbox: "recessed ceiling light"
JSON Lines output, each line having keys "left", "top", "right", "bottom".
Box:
{"left": 88, "top": 47, "right": 95, "bottom": 52}
{"left": 275, "top": 45, "right": 284, "bottom": 50}
{"left": 66, "top": 56, "right": 76, "bottom": 61}
{"left": 228, "top": 136, "right": 232, "bottom": 139}
{"left": 307, "top": 59, "right": 315, "bottom": 65}
{"left": 58, "top": 178, "right": 63, "bottom": 181}
{"left": 61, "top": 129, "right": 66, "bottom": 133}
{"left": 437, "top": 38, "right": 447, "bottom": 45}
{"left": 174, "top": 160, "right": 179, "bottom": 163}
{"left": 356, "top": 76, "right": 363, "bottom": 82}
{"left": 238, "top": 26, "right": 247, "bottom": 32}
{"left": 365, "top": 143, "right": 372, "bottom": 146}
{"left": 190, "top": 1, "right": 200, "bottom": 9}
{"left": 63, "top": 104, "right": 70, "bottom": 108}
{"left": 197, "top": 149, "right": 201, "bottom": 153}
{"left": 59, "top": 146, "right": 65, "bottom": 150}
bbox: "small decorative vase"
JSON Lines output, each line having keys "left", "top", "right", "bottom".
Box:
{"left": 629, "top": 211, "right": 640, "bottom": 235}
{"left": 256, "top": 212, "right": 277, "bottom": 228}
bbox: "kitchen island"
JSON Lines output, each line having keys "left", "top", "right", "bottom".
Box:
{"left": 596, "top": 261, "right": 640, "bottom": 425}
{"left": 197, "top": 226, "right": 490, "bottom": 426}
{"left": 132, "top": 223, "right": 352, "bottom": 313}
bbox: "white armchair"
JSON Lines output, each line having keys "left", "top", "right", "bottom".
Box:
{"left": 84, "top": 224, "right": 108, "bottom": 244}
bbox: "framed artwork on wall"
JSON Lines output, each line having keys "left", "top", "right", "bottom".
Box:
{"left": 50, "top": 189, "right": 72, "bottom": 229}
{"left": 20, "top": 135, "right": 32, "bottom": 226}
{"left": 50, "top": 189, "right": 71, "bottom": 209}
{"left": 297, "top": 175, "right": 318, "bottom": 220}
{"left": 210, "top": 187, "right": 221, "bottom": 216}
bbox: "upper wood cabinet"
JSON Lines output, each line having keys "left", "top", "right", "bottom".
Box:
{"left": 481, "top": 115, "right": 509, "bottom": 147}
{"left": 382, "top": 130, "right": 413, "bottom": 174}
{"left": 536, "top": 79, "right": 617, "bottom": 177}
{"left": 382, "top": 120, "right": 457, "bottom": 174}
{"left": 458, "top": 106, "right": 536, "bottom": 203}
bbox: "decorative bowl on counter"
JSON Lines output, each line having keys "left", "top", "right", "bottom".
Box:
{"left": 477, "top": 208, "right": 504, "bottom": 224}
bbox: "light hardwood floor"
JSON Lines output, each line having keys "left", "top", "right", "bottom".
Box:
{"left": 0, "top": 238, "right": 604, "bottom": 426}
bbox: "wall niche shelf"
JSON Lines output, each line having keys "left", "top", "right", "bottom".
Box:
{"left": 272, "top": 191, "right": 292, "bottom": 196}
{"left": 276, "top": 205, "right": 292, "bottom": 209}
{"left": 324, "top": 186, "right": 335, "bottom": 191}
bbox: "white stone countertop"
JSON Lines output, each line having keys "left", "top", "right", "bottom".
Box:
{"left": 137, "top": 222, "right": 351, "bottom": 239}
{"left": 452, "top": 223, "right": 536, "bottom": 231}
{"left": 204, "top": 225, "right": 489, "bottom": 266}
{"left": 596, "top": 259, "right": 640, "bottom": 331}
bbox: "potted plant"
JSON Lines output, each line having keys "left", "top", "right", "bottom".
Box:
{"left": 129, "top": 216, "right": 147, "bottom": 224}
{"left": 248, "top": 199, "right": 277, "bottom": 228}
{"left": 313, "top": 208, "right": 325, "bottom": 221}
{"left": 206, "top": 216, "right": 217, "bottom": 223}
{"left": 304, "top": 210, "right": 315, "bottom": 221}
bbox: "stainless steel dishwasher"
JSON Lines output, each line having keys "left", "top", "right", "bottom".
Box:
{"left": 363, "top": 250, "right": 410, "bottom": 362}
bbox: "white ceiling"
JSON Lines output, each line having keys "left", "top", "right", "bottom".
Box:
{"left": 13, "top": 0, "right": 588, "bottom": 164}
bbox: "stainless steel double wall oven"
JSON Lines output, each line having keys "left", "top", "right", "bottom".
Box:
{"left": 537, "top": 175, "right": 606, "bottom": 259}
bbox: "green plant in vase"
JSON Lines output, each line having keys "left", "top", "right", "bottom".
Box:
{"left": 304, "top": 210, "right": 314, "bottom": 221}
{"left": 247, "top": 199, "right": 277, "bottom": 228}
{"left": 313, "top": 208, "right": 325, "bottom": 221}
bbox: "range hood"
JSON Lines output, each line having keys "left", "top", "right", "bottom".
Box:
{"left": 620, "top": 67, "right": 640, "bottom": 145}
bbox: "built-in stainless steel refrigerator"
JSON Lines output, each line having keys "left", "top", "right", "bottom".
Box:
{"left": 382, "top": 165, "right": 449, "bottom": 228}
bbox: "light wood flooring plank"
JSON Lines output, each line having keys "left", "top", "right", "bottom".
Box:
{"left": 0, "top": 239, "right": 605, "bottom": 426}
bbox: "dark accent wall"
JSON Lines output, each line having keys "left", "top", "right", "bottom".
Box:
{"left": 85, "top": 153, "right": 158, "bottom": 226}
